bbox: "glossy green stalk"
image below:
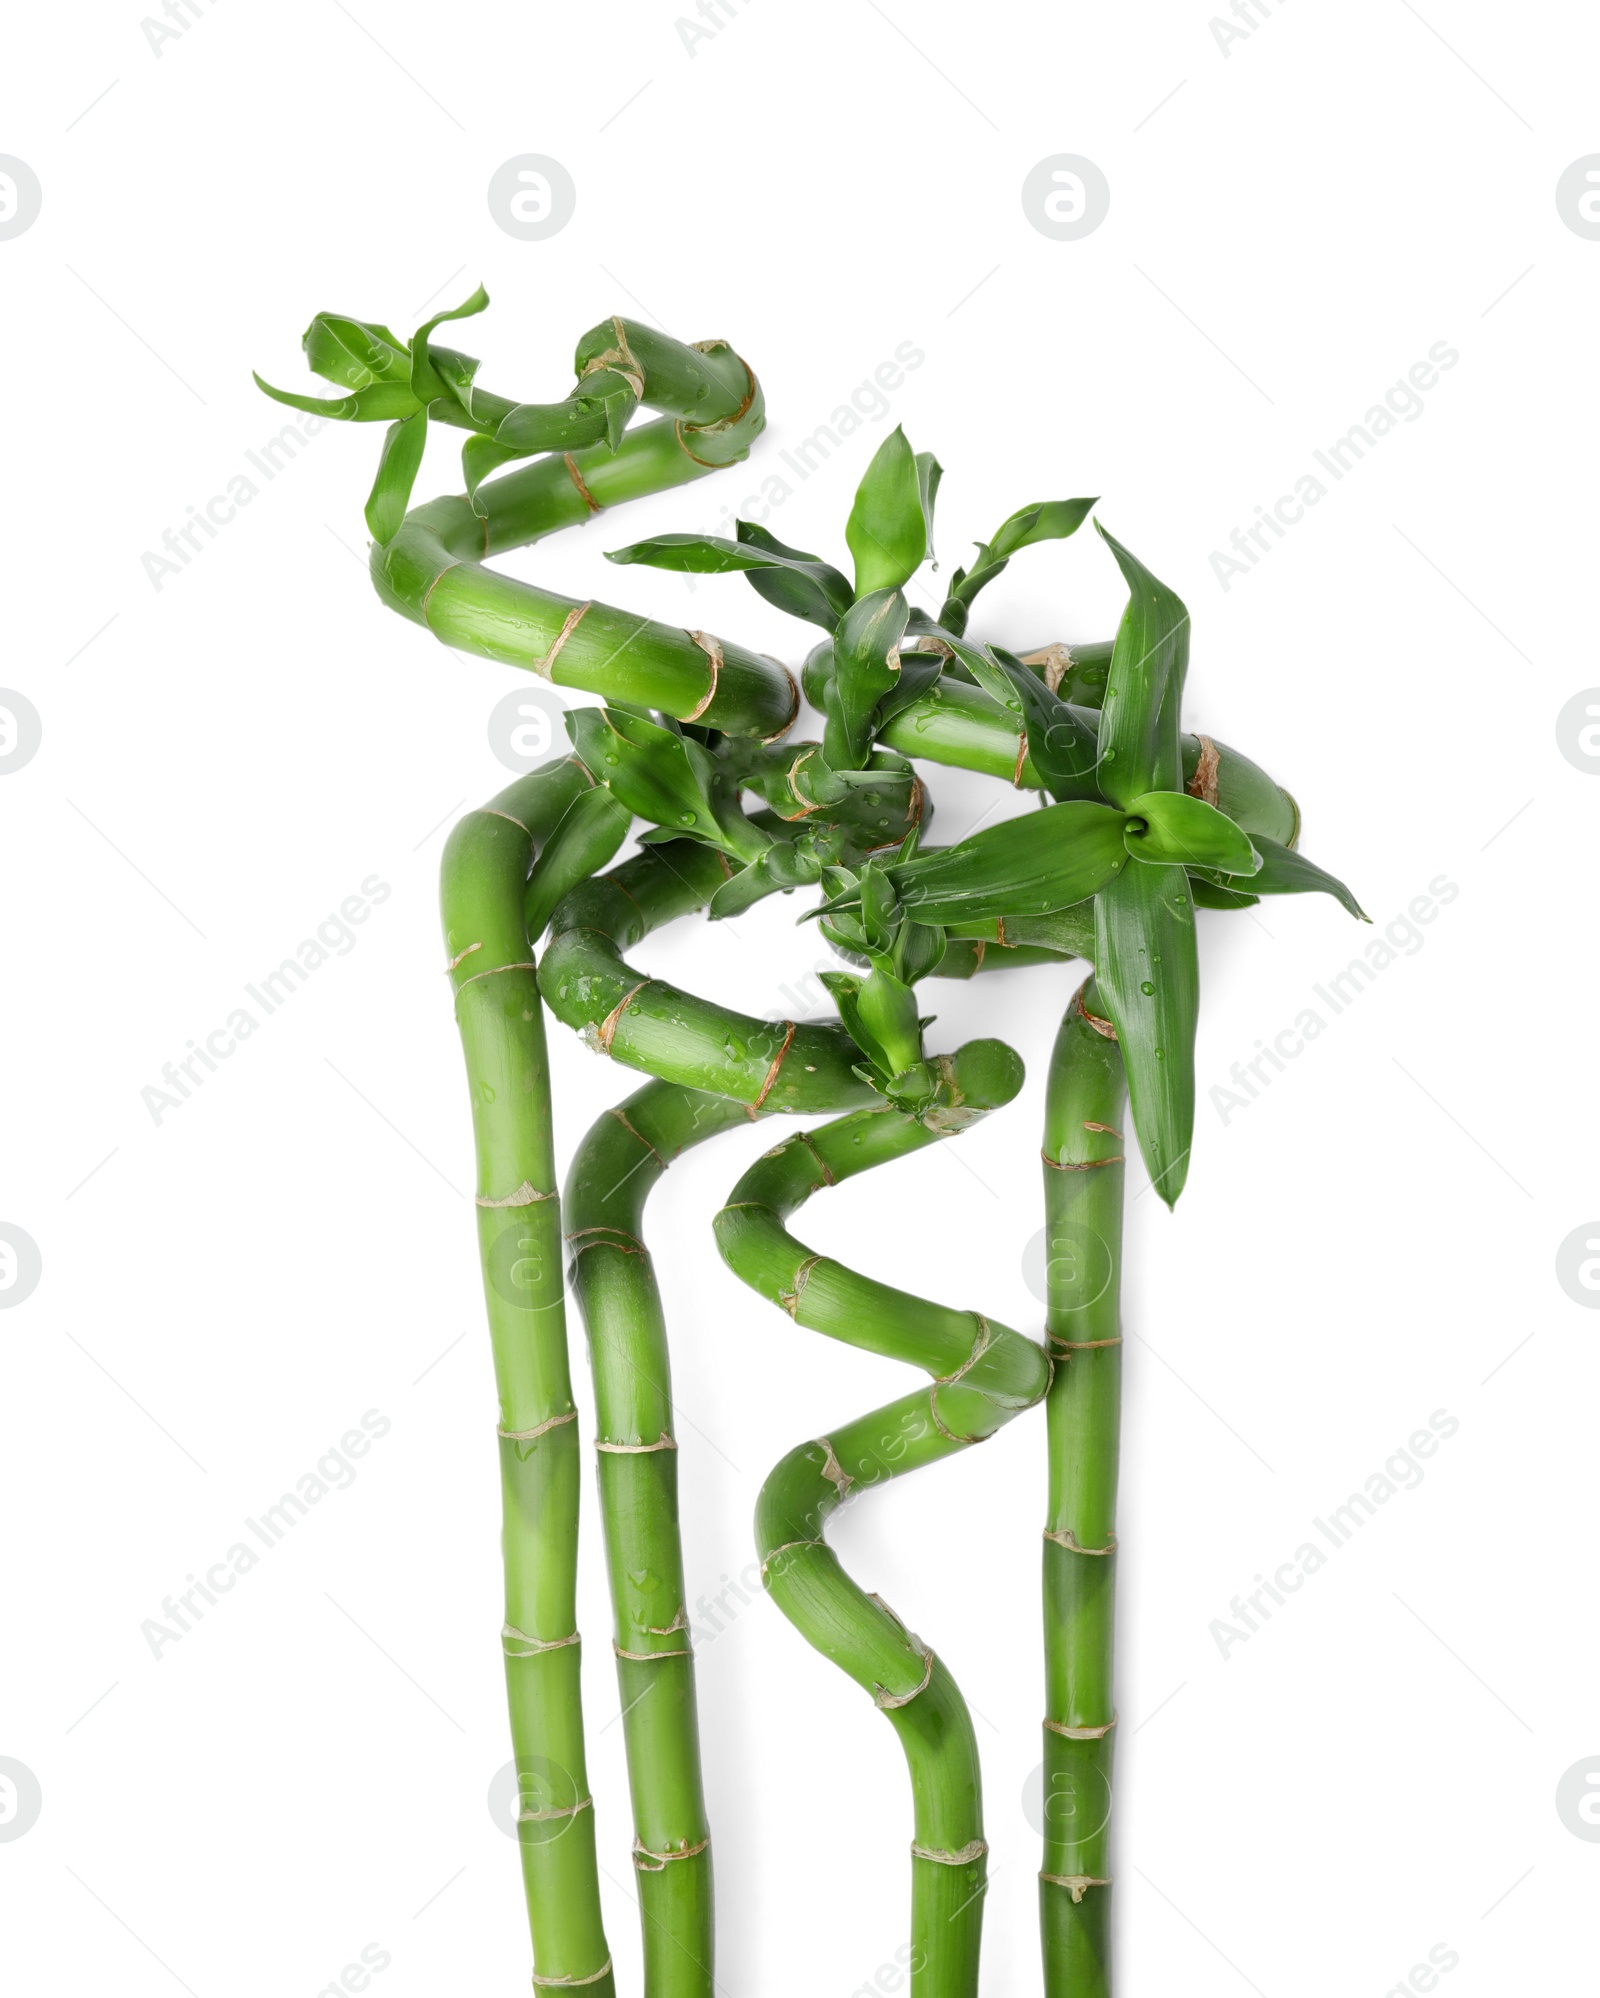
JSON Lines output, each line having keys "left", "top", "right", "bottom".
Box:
{"left": 1038, "top": 979, "right": 1128, "bottom": 1997}
{"left": 540, "top": 844, "right": 873, "bottom": 1112}
{"left": 713, "top": 1045, "right": 1052, "bottom": 1998}
{"left": 440, "top": 756, "right": 615, "bottom": 1997}
{"left": 562, "top": 1082, "right": 752, "bottom": 1996}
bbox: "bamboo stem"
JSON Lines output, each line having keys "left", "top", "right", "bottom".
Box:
{"left": 440, "top": 758, "right": 615, "bottom": 1996}
{"left": 1038, "top": 977, "right": 1128, "bottom": 1998}
{"left": 713, "top": 1046, "right": 1051, "bottom": 1997}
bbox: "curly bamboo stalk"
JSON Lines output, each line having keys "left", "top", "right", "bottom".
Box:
{"left": 374, "top": 321, "right": 797, "bottom": 737}
{"left": 440, "top": 756, "right": 616, "bottom": 1996}
{"left": 712, "top": 1049, "right": 1052, "bottom": 1998}
{"left": 1038, "top": 978, "right": 1128, "bottom": 1997}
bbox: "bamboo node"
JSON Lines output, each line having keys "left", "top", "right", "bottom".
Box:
{"left": 1041, "top": 1148, "right": 1125, "bottom": 1171}
{"left": 680, "top": 630, "right": 724, "bottom": 723}
{"left": 562, "top": 452, "right": 602, "bottom": 514}
{"left": 1083, "top": 1122, "right": 1123, "bottom": 1137}
{"left": 532, "top": 1957, "right": 614, "bottom": 1990}
{"left": 1020, "top": 642, "right": 1075, "bottom": 694}
{"left": 1040, "top": 1873, "right": 1112, "bottom": 1903}
{"left": 911, "top": 1839, "right": 988, "bottom": 1866}
{"left": 517, "top": 1794, "right": 593, "bottom": 1822}
{"left": 1075, "top": 983, "right": 1118, "bottom": 1041}
{"left": 934, "top": 1316, "right": 993, "bottom": 1387}
{"left": 814, "top": 1436, "right": 854, "bottom": 1499}
{"left": 1049, "top": 1336, "right": 1123, "bottom": 1352}
{"left": 751, "top": 1021, "right": 797, "bottom": 1111}
{"left": 875, "top": 1646, "right": 934, "bottom": 1710}
{"left": 499, "top": 1411, "right": 578, "bottom": 1442}
{"left": 632, "top": 1835, "right": 710, "bottom": 1871}
{"left": 1187, "top": 732, "right": 1221, "bottom": 808}
{"left": 780, "top": 1255, "right": 822, "bottom": 1319}
{"left": 446, "top": 941, "right": 483, "bottom": 971}
{"left": 760, "top": 658, "right": 802, "bottom": 743}
{"left": 603, "top": 1103, "right": 667, "bottom": 1166}
{"left": 1044, "top": 1528, "right": 1118, "bottom": 1556}
{"left": 502, "top": 1624, "right": 581, "bottom": 1657}
{"left": 532, "top": 601, "right": 591, "bottom": 679}
{"left": 613, "top": 1641, "right": 693, "bottom": 1662}
{"left": 928, "top": 1388, "right": 989, "bottom": 1447}
{"left": 1044, "top": 1713, "right": 1117, "bottom": 1739}
{"left": 565, "top": 1225, "right": 647, "bottom": 1260}
{"left": 456, "top": 960, "right": 539, "bottom": 992}
{"left": 477, "top": 1181, "right": 557, "bottom": 1209}
{"left": 595, "top": 979, "right": 649, "bottom": 1055}
{"left": 595, "top": 1433, "right": 676, "bottom": 1453}
{"left": 1011, "top": 732, "right": 1030, "bottom": 788}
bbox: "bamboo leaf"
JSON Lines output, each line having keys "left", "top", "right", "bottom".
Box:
{"left": 1200, "top": 834, "right": 1368, "bottom": 919}
{"left": 1094, "top": 860, "right": 1199, "bottom": 1207}
{"left": 303, "top": 313, "right": 411, "bottom": 389}
{"left": 915, "top": 452, "right": 944, "bottom": 562}
{"left": 876, "top": 801, "right": 1127, "bottom": 925}
{"left": 462, "top": 432, "right": 524, "bottom": 515}
{"left": 364, "top": 408, "right": 429, "bottom": 543}
{"left": 845, "top": 427, "right": 927, "bottom": 596}
{"left": 252, "top": 374, "right": 420, "bottom": 423}
{"left": 987, "top": 645, "right": 1101, "bottom": 802}
{"left": 1124, "top": 790, "right": 1260, "bottom": 874}
{"left": 566, "top": 707, "right": 768, "bottom": 864}
{"left": 410, "top": 283, "right": 490, "bottom": 407}
{"left": 941, "top": 496, "right": 1097, "bottom": 626}
{"left": 607, "top": 526, "right": 853, "bottom": 631}
{"left": 1094, "top": 524, "right": 1190, "bottom": 807}
{"left": 825, "top": 588, "right": 908, "bottom": 770}
{"left": 524, "top": 787, "right": 632, "bottom": 938}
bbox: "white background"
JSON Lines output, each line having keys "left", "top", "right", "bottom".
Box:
{"left": 3, "top": 3, "right": 1596, "bottom": 1993}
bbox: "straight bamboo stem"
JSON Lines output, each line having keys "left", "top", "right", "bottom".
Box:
{"left": 1038, "top": 977, "right": 1128, "bottom": 1997}
{"left": 440, "top": 757, "right": 615, "bottom": 1996}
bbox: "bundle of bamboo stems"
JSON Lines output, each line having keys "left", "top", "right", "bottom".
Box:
{"left": 264, "top": 295, "right": 1359, "bottom": 1997}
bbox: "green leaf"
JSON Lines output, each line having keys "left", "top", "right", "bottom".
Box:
{"left": 364, "top": 408, "right": 429, "bottom": 544}
{"left": 606, "top": 526, "right": 853, "bottom": 632}
{"left": 303, "top": 314, "right": 411, "bottom": 389}
{"left": 524, "top": 787, "right": 632, "bottom": 938}
{"left": 989, "top": 496, "right": 1098, "bottom": 562}
{"left": 845, "top": 427, "right": 927, "bottom": 596}
{"left": 1188, "top": 877, "right": 1259, "bottom": 911}
{"left": 410, "top": 283, "right": 490, "bottom": 407}
{"left": 566, "top": 707, "right": 768, "bottom": 865}
{"left": 1124, "top": 790, "right": 1260, "bottom": 874}
{"left": 986, "top": 646, "right": 1101, "bottom": 802}
{"left": 462, "top": 432, "right": 524, "bottom": 515}
{"left": 736, "top": 520, "right": 855, "bottom": 631}
{"left": 1200, "top": 834, "right": 1368, "bottom": 920}
{"left": 252, "top": 374, "right": 420, "bottom": 423}
{"left": 1094, "top": 524, "right": 1190, "bottom": 808}
{"left": 855, "top": 965, "right": 924, "bottom": 1080}
{"left": 1094, "top": 862, "right": 1199, "bottom": 1208}
{"left": 825, "top": 588, "right": 907, "bottom": 770}
{"left": 915, "top": 452, "right": 944, "bottom": 562}
{"left": 941, "top": 496, "right": 1097, "bottom": 625}
{"left": 874, "top": 801, "right": 1127, "bottom": 926}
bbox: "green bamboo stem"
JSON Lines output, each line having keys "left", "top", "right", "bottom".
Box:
{"left": 562, "top": 1081, "right": 756, "bottom": 1996}
{"left": 712, "top": 1046, "right": 1052, "bottom": 1998}
{"left": 373, "top": 321, "right": 797, "bottom": 738}
{"left": 540, "top": 843, "right": 874, "bottom": 1112}
{"left": 440, "top": 755, "right": 616, "bottom": 1996}
{"left": 1038, "top": 977, "right": 1128, "bottom": 1997}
